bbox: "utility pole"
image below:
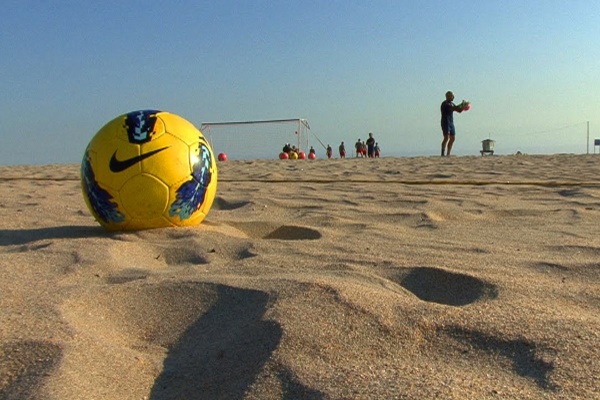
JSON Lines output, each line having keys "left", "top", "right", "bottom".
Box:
{"left": 587, "top": 121, "right": 590, "bottom": 154}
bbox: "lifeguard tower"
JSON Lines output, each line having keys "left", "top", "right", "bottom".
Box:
{"left": 481, "top": 139, "right": 495, "bottom": 156}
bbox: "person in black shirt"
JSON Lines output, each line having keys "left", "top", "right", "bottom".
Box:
{"left": 366, "top": 132, "right": 376, "bottom": 158}
{"left": 440, "top": 91, "right": 463, "bottom": 156}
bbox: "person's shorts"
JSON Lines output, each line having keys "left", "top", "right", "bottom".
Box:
{"left": 442, "top": 123, "right": 456, "bottom": 136}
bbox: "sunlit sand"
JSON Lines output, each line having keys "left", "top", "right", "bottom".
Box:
{"left": 1, "top": 154, "right": 599, "bottom": 399}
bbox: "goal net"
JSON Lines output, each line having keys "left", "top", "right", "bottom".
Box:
{"left": 200, "top": 119, "right": 311, "bottom": 160}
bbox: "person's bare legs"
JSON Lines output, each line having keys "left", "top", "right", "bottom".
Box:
{"left": 441, "top": 133, "right": 449, "bottom": 156}
{"left": 446, "top": 135, "right": 455, "bottom": 156}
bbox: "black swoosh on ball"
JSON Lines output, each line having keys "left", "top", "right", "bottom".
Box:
{"left": 109, "top": 146, "right": 170, "bottom": 173}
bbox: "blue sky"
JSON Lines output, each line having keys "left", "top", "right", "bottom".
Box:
{"left": 2, "top": 1, "right": 599, "bottom": 165}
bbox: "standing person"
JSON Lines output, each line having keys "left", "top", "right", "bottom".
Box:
{"left": 374, "top": 142, "right": 380, "bottom": 158}
{"left": 440, "top": 90, "right": 463, "bottom": 156}
{"left": 326, "top": 144, "right": 333, "bottom": 159}
{"left": 339, "top": 141, "right": 346, "bottom": 158}
{"left": 355, "top": 139, "right": 362, "bottom": 157}
{"left": 366, "top": 132, "right": 376, "bottom": 158}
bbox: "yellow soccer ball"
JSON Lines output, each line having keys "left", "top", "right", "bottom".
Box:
{"left": 81, "top": 110, "right": 218, "bottom": 231}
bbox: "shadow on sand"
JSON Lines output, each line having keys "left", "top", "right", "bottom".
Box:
{"left": 0, "top": 225, "right": 105, "bottom": 246}
{"left": 149, "top": 285, "right": 282, "bottom": 399}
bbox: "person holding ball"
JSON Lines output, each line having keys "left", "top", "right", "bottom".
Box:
{"left": 440, "top": 90, "right": 463, "bottom": 156}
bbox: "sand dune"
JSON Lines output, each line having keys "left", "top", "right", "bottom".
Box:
{"left": 1, "top": 154, "right": 599, "bottom": 399}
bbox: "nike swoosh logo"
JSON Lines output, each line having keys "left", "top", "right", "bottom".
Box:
{"left": 109, "top": 146, "right": 170, "bottom": 173}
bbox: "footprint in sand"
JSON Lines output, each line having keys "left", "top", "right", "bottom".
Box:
{"left": 393, "top": 267, "right": 498, "bottom": 306}
{"left": 212, "top": 197, "right": 251, "bottom": 211}
{"left": 230, "top": 222, "right": 322, "bottom": 241}
{"left": 160, "top": 246, "right": 209, "bottom": 266}
{"left": 263, "top": 225, "right": 322, "bottom": 240}
{"left": 212, "top": 196, "right": 322, "bottom": 241}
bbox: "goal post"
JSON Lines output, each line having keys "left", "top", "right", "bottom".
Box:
{"left": 200, "top": 118, "right": 311, "bottom": 160}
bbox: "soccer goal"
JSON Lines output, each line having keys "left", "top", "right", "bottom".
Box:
{"left": 199, "top": 118, "right": 311, "bottom": 160}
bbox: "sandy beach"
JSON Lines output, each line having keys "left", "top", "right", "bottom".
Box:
{"left": 1, "top": 154, "right": 599, "bottom": 399}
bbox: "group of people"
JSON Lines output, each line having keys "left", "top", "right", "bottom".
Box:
{"left": 338, "top": 90, "right": 465, "bottom": 159}
{"left": 282, "top": 143, "right": 317, "bottom": 158}
{"left": 350, "top": 91, "right": 464, "bottom": 158}
{"left": 283, "top": 139, "right": 381, "bottom": 160}
{"left": 344, "top": 90, "right": 465, "bottom": 158}
{"left": 354, "top": 132, "right": 380, "bottom": 158}
{"left": 282, "top": 143, "right": 298, "bottom": 154}
{"left": 282, "top": 90, "right": 462, "bottom": 160}
{"left": 327, "top": 134, "right": 381, "bottom": 159}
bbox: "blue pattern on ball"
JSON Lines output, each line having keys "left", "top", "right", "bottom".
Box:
{"left": 81, "top": 151, "right": 125, "bottom": 224}
{"left": 124, "top": 110, "right": 161, "bottom": 144}
{"left": 169, "top": 141, "right": 213, "bottom": 220}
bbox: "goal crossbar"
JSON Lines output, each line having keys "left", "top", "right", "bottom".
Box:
{"left": 199, "top": 118, "right": 311, "bottom": 160}
{"left": 201, "top": 118, "right": 310, "bottom": 129}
